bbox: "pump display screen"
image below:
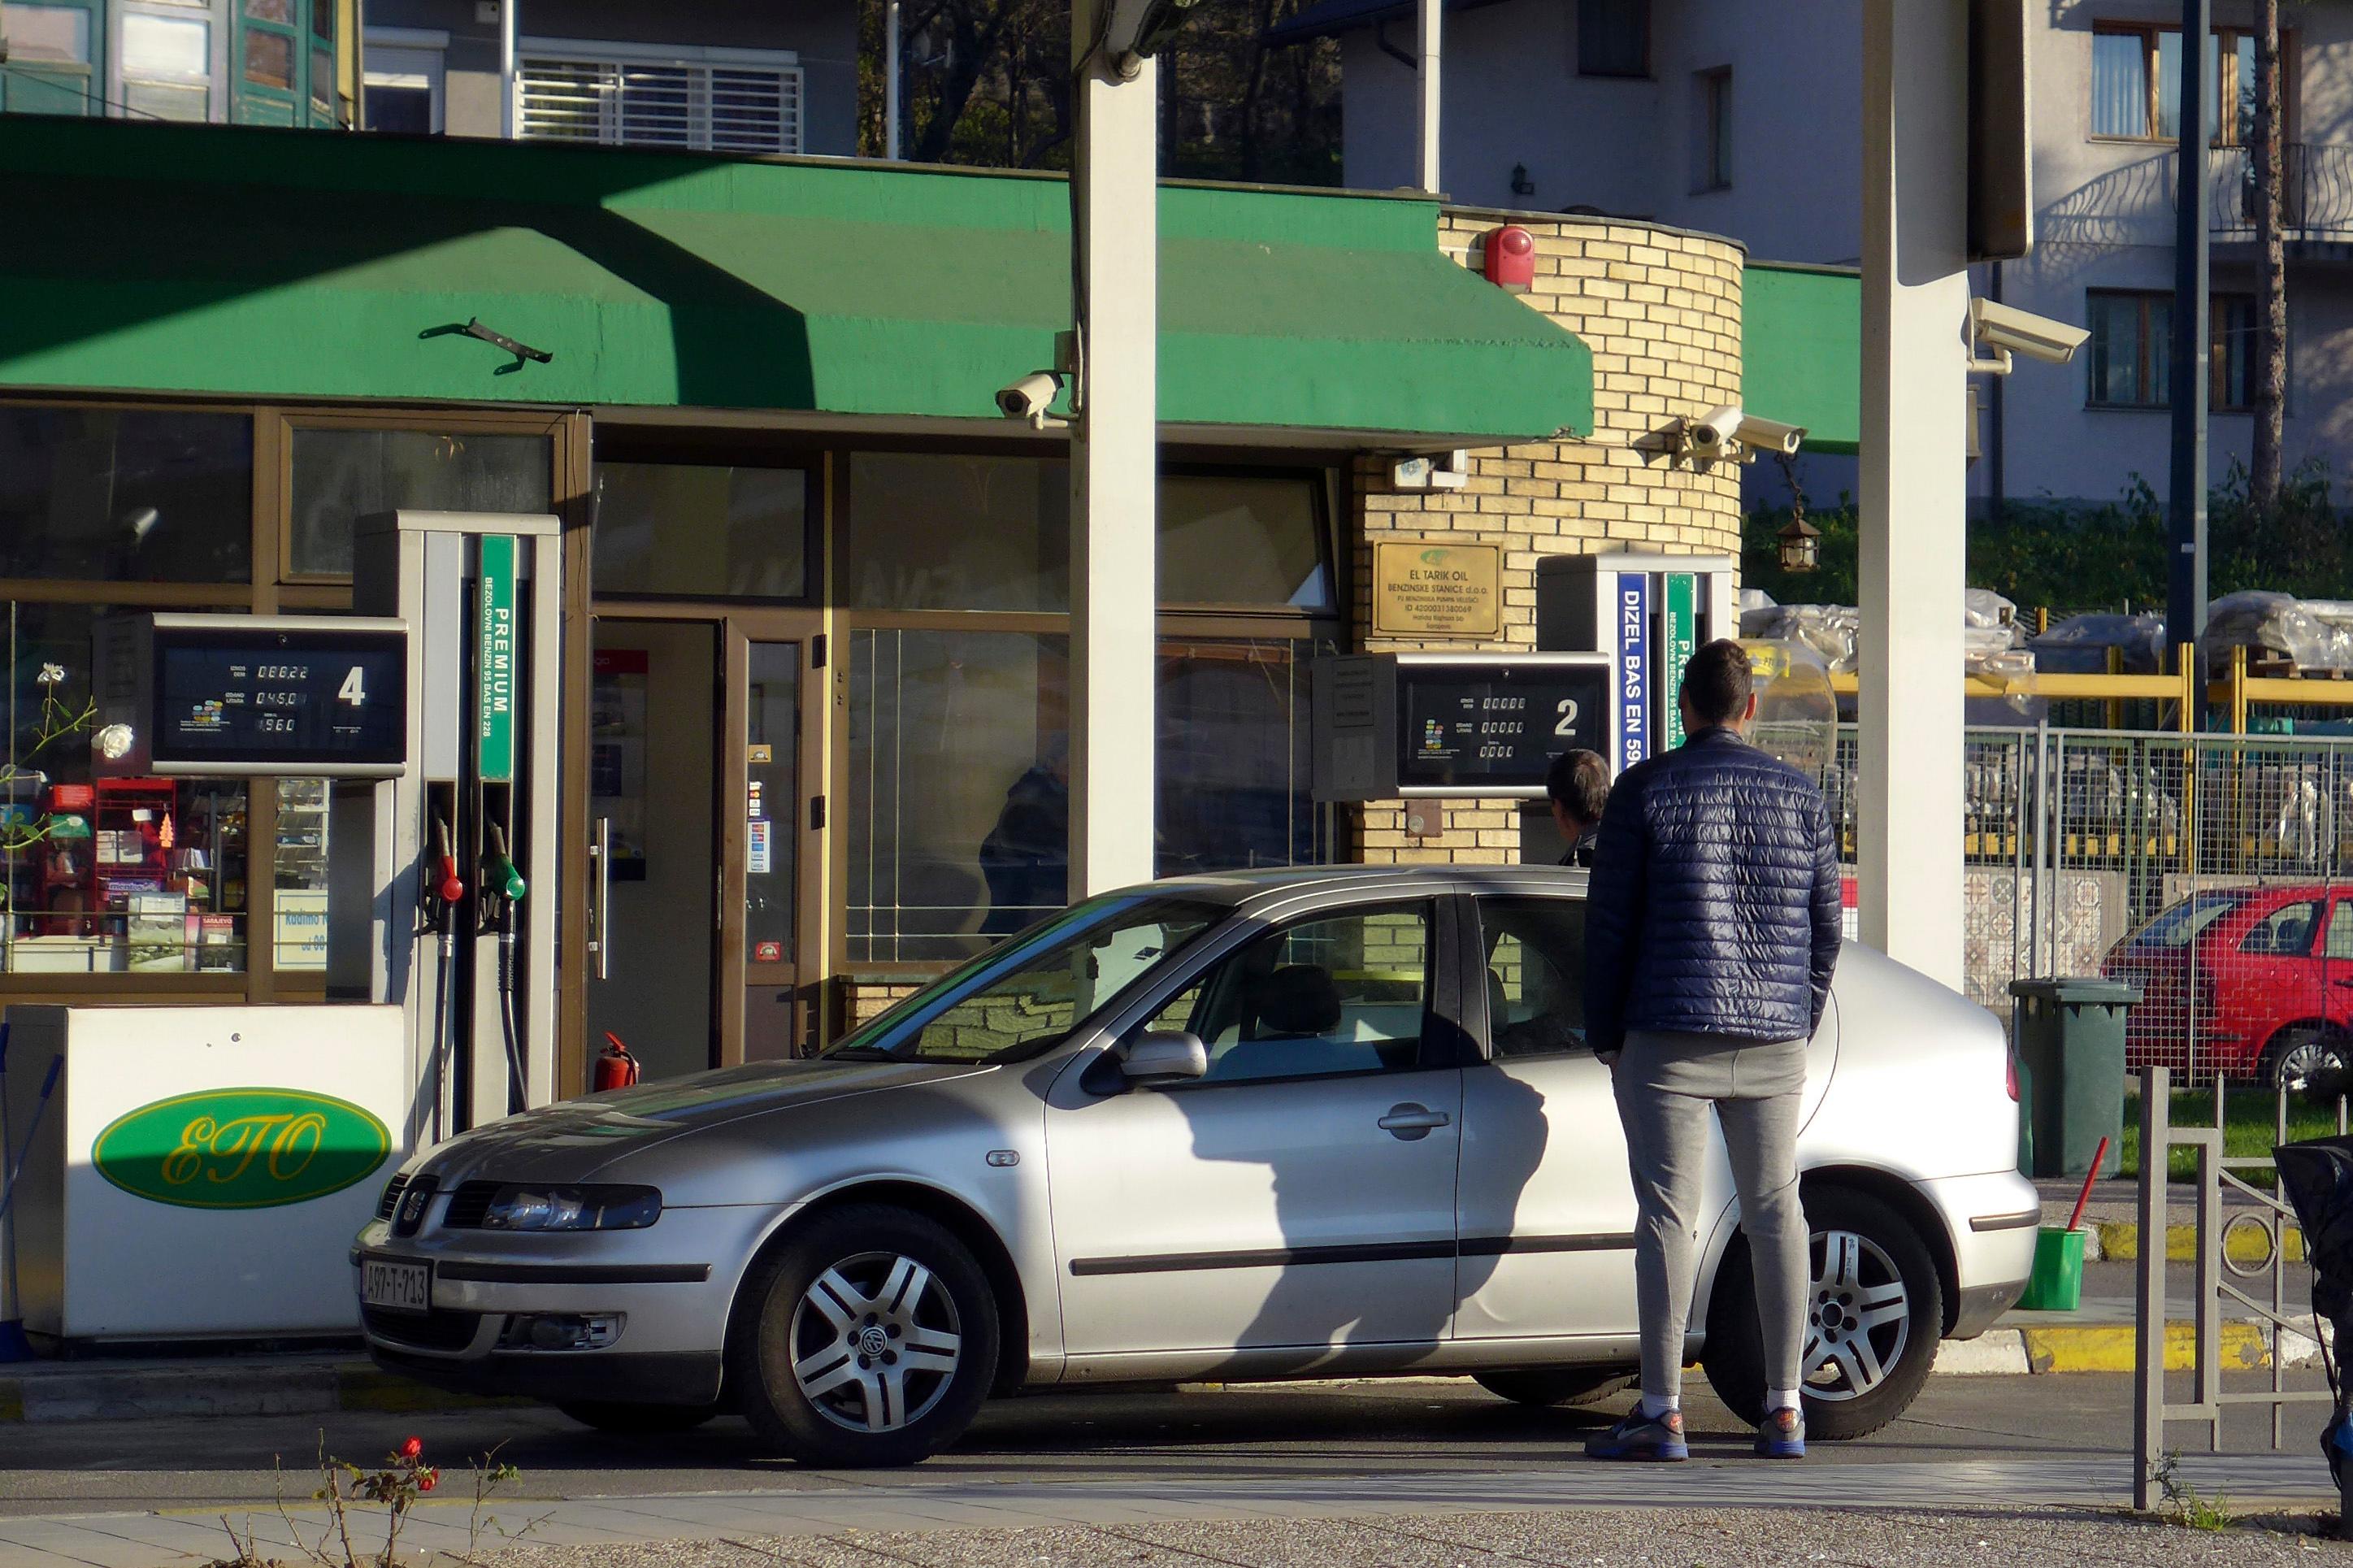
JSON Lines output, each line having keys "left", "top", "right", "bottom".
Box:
{"left": 151, "top": 627, "right": 407, "bottom": 771}
{"left": 1397, "top": 663, "right": 1608, "bottom": 791}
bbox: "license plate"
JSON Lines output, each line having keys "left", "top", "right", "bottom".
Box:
{"left": 361, "top": 1257, "right": 431, "bottom": 1314}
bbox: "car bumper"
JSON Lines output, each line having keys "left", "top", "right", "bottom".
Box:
{"left": 351, "top": 1200, "right": 794, "bottom": 1405}
{"left": 1915, "top": 1169, "right": 2040, "bottom": 1339}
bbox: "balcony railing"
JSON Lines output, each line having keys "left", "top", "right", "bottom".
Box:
{"left": 2210, "top": 142, "right": 2353, "bottom": 238}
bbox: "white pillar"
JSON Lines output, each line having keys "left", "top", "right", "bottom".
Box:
{"left": 1415, "top": 0, "right": 1442, "bottom": 193}
{"left": 1068, "top": 45, "right": 1158, "bottom": 894}
{"left": 498, "top": 0, "right": 518, "bottom": 139}
{"left": 885, "top": 0, "right": 902, "bottom": 159}
{"left": 1858, "top": 0, "right": 1968, "bottom": 987}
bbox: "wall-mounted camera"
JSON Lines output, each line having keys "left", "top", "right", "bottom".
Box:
{"left": 1968, "top": 298, "right": 2090, "bottom": 375}
{"left": 996, "top": 370, "right": 1069, "bottom": 429}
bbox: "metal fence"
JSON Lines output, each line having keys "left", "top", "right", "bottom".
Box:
{"left": 1835, "top": 724, "right": 2353, "bottom": 1084}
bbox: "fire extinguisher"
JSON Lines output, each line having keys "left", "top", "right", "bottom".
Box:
{"left": 593, "top": 1032, "right": 641, "bottom": 1093}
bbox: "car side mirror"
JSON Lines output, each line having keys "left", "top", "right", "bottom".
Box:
{"left": 1122, "top": 1030, "right": 1208, "bottom": 1086}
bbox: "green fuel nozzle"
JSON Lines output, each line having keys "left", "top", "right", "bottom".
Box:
{"left": 484, "top": 822, "right": 527, "bottom": 902}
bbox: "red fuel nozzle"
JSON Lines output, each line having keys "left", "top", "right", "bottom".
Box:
{"left": 439, "top": 854, "right": 467, "bottom": 905}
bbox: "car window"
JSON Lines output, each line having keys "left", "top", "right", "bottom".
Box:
{"left": 2242, "top": 901, "right": 2321, "bottom": 958}
{"left": 1140, "top": 901, "right": 1434, "bottom": 1085}
{"left": 2135, "top": 892, "right": 2242, "bottom": 949}
{"left": 1478, "top": 897, "right": 1588, "bottom": 1058}
{"left": 2329, "top": 901, "right": 2353, "bottom": 962}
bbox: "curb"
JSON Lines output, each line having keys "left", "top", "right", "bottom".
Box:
{"left": 0, "top": 1361, "right": 523, "bottom": 1424}
{"left": 2088, "top": 1220, "right": 2304, "bottom": 1265}
{"left": 1936, "top": 1321, "right": 2326, "bottom": 1376}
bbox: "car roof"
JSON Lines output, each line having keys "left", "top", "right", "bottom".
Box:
{"left": 1135, "top": 863, "right": 1588, "bottom": 916}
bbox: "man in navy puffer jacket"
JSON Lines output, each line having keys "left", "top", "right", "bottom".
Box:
{"left": 1582, "top": 639, "right": 1842, "bottom": 1464}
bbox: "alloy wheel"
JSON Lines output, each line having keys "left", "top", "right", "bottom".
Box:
{"left": 1802, "top": 1228, "right": 1911, "bottom": 1401}
{"left": 2276, "top": 1033, "right": 2348, "bottom": 1097}
{"left": 788, "top": 1250, "right": 963, "bottom": 1434}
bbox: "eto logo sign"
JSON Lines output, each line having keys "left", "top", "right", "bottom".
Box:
{"left": 93, "top": 1089, "right": 391, "bottom": 1210}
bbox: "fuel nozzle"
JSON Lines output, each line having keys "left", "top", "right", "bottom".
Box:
{"left": 432, "top": 818, "right": 466, "bottom": 907}
{"left": 484, "top": 822, "right": 527, "bottom": 905}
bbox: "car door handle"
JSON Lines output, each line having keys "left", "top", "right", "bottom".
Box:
{"left": 1378, "top": 1104, "right": 1451, "bottom": 1140}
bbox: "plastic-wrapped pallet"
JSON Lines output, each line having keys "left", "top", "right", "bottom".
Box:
{"left": 2029, "top": 612, "right": 2168, "bottom": 675}
{"left": 2203, "top": 590, "right": 2353, "bottom": 672}
{"left": 1738, "top": 602, "right": 1860, "bottom": 673}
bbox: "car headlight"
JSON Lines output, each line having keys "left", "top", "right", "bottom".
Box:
{"left": 480, "top": 1184, "right": 662, "bottom": 1231}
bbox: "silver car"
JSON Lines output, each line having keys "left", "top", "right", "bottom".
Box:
{"left": 354, "top": 867, "right": 2039, "bottom": 1466}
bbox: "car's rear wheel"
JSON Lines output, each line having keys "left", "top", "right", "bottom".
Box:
{"left": 729, "top": 1205, "right": 999, "bottom": 1468}
{"left": 1472, "top": 1369, "right": 1633, "bottom": 1408}
{"left": 1700, "top": 1186, "right": 1943, "bottom": 1441}
{"left": 2261, "top": 1026, "right": 2350, "bottom": 1099}
{"left": 555, "top": 1400, "right": 723, "bottom": 1435}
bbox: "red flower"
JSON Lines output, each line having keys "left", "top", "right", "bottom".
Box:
{"left": 398, "top": 1436, "right": 423, "bottom": 1461}
{"left": 418, "top": 1470, "right": 438, "bottom": 1493}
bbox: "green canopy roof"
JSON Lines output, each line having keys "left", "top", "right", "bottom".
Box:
{"left": 1743, "top": 262, "right": 1861, "bottom": 455}
{"left": 0, "top": 119, "right": 1592, "bottom": 446}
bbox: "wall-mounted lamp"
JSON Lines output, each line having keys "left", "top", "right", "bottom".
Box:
{"left": 1777, "top": 515, "right": 1821, "bottom": 576}
{"left": 1510, "top": 163, "right": 1536, "bottom": 198}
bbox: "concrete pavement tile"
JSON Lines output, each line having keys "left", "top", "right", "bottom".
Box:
{"left": 0, "top": 1520, "right": 185, "bottom": 1568}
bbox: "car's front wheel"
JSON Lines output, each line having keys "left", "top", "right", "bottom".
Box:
{"left": 1700, "top": 1186, "right": 1943, "bottom": 1440}
{"left": 729, "top": 1205, "right": 999, "bottom": 1467}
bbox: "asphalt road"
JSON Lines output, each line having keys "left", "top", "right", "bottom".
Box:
{"left": 0, "top": 1368, "right": 2333, "bottom": 1521}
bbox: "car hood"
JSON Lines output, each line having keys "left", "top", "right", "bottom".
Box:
{"left": 415, "top": 1057, "right": 990, "bottom": 1186}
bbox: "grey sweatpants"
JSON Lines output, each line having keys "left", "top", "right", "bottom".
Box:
{"left": 1613, "top": 1028, "right": 1810, "bottom": 1401}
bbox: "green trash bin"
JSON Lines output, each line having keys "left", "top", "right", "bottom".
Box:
{"left": 2009, "top": 978, "right": 2139, "bottom": 1179}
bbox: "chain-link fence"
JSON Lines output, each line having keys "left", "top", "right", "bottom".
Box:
{"left": 1834, "top": 725, "right": 2353, "bottom": 1085}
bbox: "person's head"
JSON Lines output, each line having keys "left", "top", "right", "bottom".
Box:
{"left": 1546, "top": 747, "right": 1609, "bottom": 840}
{"left": 1678, "top": 638, "right": 1758, "bottom": 738}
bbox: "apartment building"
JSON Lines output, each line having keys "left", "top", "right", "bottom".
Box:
{"left": 1281, "top": 0, "right": 2353, "bottom": 508}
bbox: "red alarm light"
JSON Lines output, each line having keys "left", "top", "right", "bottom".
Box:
{"left": 1483, "top": 224, "right": 1536, "bottom": 291}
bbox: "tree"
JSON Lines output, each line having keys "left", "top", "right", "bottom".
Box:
{"left": 2251, "top": 0, "right": 2288, "bottom": 509}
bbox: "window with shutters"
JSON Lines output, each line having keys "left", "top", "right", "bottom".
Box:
{"left": 516, "top": 39, "right": 801, "bottom": 154}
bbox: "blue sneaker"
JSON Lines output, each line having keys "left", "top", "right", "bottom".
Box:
{"left": 1754, "top": 1405, "right": 1805, "bottom": 1458}
{"left": 1584, "top": 1406, "right": 1689, "bottom": 1462}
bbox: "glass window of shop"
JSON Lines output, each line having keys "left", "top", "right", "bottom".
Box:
{"left": 592, "top": 461, "right": 807, "bottom": 597}
{"left": 840, "top": 455, "right": 1339, "bottom": 966}
{"left": 0, "top": 407, "right": 251, "bottom": 582}
{"left": 288, "top": 427, "right": 553, "bottom": 577}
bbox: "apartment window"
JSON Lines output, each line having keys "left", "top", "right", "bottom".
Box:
{"left": 363, "top": 30, "right": 445, "bottom": 134}
{"left": 2091, "top": 23, "right": 2280, "bottom": 144}
{"left": 118, "top": 3, "right": 216, "bottom": 121}
{"left": 1, "top": 3, "right": 96, "bottom": 114}
{"left": 1577, "top": 0, "right": 1648, "bottom": 78}
{"left": 518, "top": 39, "right": 801, "bottom": 154}
{"left": 2086, "top": 289, "right": 2258, "bottom": 410}
{"left": 1691, "top": 67, "right": 1731, "bottom": 192}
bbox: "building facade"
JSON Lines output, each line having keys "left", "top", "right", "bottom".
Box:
{"left": 0, "top": 0, "right": 358, "bottom": 124}
{"left": 1287, "top": 0, "right": 2353, "bottom": 509}
{"left": 0, "top": 115, "right": 1849, "bottom": 1086}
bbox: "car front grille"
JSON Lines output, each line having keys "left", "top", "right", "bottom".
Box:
{"left": 376, "top": 1174, "right": 410, "bottom": 1221}
{"left": 363, "top": 1305, "right": 485, "bottom": 1353}
{"left": 442, "top": 1181, "right": 501, "bottom": 1230}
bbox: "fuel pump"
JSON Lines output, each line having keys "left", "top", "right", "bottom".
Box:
{"left": 340, "top": 511, "right": 562, "bottom": 1149}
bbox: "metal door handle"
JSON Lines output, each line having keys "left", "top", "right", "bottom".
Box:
{"left": 1378, "top": 1104, "right": 1451, "bottom": 1140}
{"left": 588, "top": 816, "right": 611, "bottom": 981}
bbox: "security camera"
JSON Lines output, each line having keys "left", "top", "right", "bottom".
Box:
{"left": 1969, "top": 298, "right": 2090, "bottom": 372}
{"left": 1733, "top": 413, "right": 1807, "bottom": 458}
{"left": 996, "top": 371, "right": 1066, "bottom": 426}
{"left": 1095, "top": 0, "right": 1203, "bottom": 76}
{"left": 1686, "top": 404, "right": 1742, "bottom": 460}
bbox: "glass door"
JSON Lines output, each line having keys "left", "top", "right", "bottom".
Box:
{"left": 722, "top": 619, "right": 826, "bottom": 1062}
{"left": 587, "top": 619, "right": 719, "bottom": 1080}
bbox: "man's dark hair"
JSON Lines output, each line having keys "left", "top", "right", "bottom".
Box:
{"left": 1547, "top": 747, "right": 1609, "bottom": 824}
{"left": 1678, "top": 638, "right": 1755, "bottom": 728}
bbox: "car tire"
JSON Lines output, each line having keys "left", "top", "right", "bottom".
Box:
{"left": 555, "top": 1400, "right": 723, "bottom": 1435}
{"left": 1700, "top": 1186, "right": 1943, "bottom": 1442}
{"left": 2261, "top": 1026, "right": 2350, "bottom": 1099}
{"left": 729, "top": 1204, "right": 1000, "bottom": 1468}
{"left": 1472, "top": 1370, "right": 1634, "bottom": 1408}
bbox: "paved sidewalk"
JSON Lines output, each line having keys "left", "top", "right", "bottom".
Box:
{"left": 0, "top": 1453, "right": 2336, "bottom": 1568}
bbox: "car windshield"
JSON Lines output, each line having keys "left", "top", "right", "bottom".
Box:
{"left": 823, "top": 894, "right": 1225, "bottom": 1065}
{"left": 2133, "top": 892, "right": 2245, "bottom": 949}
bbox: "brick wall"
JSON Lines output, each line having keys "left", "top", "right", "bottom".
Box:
{"left": 1352, "top": 210, "right": 1747, "bottom": 869}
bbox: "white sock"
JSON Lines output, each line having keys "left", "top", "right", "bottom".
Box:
{"left": 1638, "top": 1392, "right": 1681, "bottom": 1420}
{"left": 1768, "top": 1388, "right": 1801, "bottom": 1414}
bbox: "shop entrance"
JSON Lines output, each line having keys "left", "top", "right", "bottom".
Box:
{"left": 588, "top": 610, "right": 824, "bottom": 1078}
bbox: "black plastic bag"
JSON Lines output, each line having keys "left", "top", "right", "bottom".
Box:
{"left": 2273, "top": 1136, "right": 2353, "bottom": 1486}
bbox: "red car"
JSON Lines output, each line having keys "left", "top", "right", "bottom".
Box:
{"left": 2103, "top": 884, "right": 2353, "bottom": 1092}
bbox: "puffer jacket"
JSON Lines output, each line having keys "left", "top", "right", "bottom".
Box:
{"left": 1582, "top": 726, "right": 1842, "bottom": 1054}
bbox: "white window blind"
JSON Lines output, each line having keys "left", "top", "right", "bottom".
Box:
{"left": 518, "top": 46, "right": 800, "bottom": 154}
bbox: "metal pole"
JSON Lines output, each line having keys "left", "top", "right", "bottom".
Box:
{"left": 2134, "top": 1064, "right": 2169, "bottom": 1512}
{"left": 1415, "top": 0, "right": 1441, "bottom": 193}
{"left": 498, "top": 0, "right": 519, "bottom": 139}
{"left": 2031, "top": 721, "right": 2051, "bottom": 976}
{"left": 2167, "top": 0, "right": 2212, "bottom": 711}
{"left": 885, "top": 0, "right": 902, "bottom": 159}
